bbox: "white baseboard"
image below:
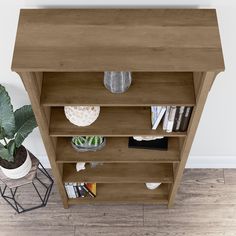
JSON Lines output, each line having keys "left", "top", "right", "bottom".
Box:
{"left": 36, "top": 155, "right": 236, "bottom": 169}
{"left": 187, "top": 155, "right": 236, "bottom": 168}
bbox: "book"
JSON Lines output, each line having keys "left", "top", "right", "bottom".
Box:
{"left": 128, "top": 137, "right": 168, "bottom": 150}
{"left": 180, "top": 106, "right": 193, "bottom": 131}
{"left": 64, "top": 182, "right": 97, "bottom": 198}
{"left": 64, "top": 182, "right": 77, "bottom": 198}
{"left": 172, "top": 106, "right": 180, "bottom": 131}
{"left": 166, "top": 106, "right": 177, "bottom": 133}
{"left": 163, "top": 106, "right": 170, "bottom": 130}
{"left": 175, "top": 106, "right": 185, "bottom": 131}
{"left": 151, "top": 106, "right": 166, "bottom": 130}
{"left": 81, "top": 183, "right": 96, "bottom": 197}
{"left": 86, "top": 183, "right": 96, "bottom": 196}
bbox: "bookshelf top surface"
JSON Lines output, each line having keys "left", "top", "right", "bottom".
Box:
{"left": 12, "top": 9, "right": 224, "bottom": 72}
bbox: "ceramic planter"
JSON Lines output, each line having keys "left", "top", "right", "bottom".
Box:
{"left": 0, "top": 150, "right": 32, "bottom": 179}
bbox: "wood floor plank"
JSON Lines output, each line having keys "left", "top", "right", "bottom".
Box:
{"left": 144, "top": 204, "right": 236, "bottom": 230}
{"left": 224, "top": 169, "right": 236, "bottom": 185}
{"left": 0, "top": 201, "right": 143, "bottom": 227}
{"left": 182, "top": 169, "right": 224, "bottom": 184}
{"left": 75, "top": 226, "right": 236, "bottom": 236}
{"left": 175, "top": 184, "right": 236, "bottom": 205}
{"left": 0, "top": 225, "right": 75, "bottom": 236}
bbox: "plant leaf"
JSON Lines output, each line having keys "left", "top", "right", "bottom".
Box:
{"left": 0, "top": 142, "right": 13, "bottom": 162}
{"left": 7, "top": 140, "right": 16, "bottom": 156}
{"left": 14, "top": 105, "right": 37, "bottom": 148}
{"left": 0, "top": 85, "right": 15, "bottom": 139}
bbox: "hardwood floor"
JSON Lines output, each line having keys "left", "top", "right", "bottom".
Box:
{"left": 0, "top": 169, "right": 236, "bottom": 236}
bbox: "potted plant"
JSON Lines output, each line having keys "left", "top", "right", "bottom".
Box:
{"left": 0, "top": 84, "right": 37, "bottom": 179}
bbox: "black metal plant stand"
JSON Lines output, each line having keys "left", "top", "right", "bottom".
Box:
{"left": 0, "top": 152, "right": 53, "bottom": 213}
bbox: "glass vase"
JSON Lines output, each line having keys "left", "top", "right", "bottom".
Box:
{"left": 104, "top": 71, "right": 132, "bottom": 93}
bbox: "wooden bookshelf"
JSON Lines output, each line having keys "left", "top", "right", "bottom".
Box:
{"left": 63, "top": 163, "right": 174, "bottom": 183}
{"left": 12, "top": 9, "right": 224, "bottom": 208}
{"left": 41, "top": 72, "right": 195, "bottom": 106}
{"left": 56, "top": 137, "right": 181, "bottom": 163}
{"left": 68, "top": 183, "right": 169, "bottom": 204}
{"left": 50, "top": 107, "right": 187, "bottom": 137}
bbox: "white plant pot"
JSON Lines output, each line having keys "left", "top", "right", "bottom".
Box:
{"left": 0, "top": 151, "right": 32, "bottom": 179}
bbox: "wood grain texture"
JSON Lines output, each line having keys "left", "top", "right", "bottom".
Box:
{"left": 1, "top": 168, "right": 236, "bottom": 236}
{"left": 144, "top": 204, "right": 236, "bottom": 230}
{"left": 18, "top": 72, "right": 69, "bottom": 208}
{"left": 12, "top": 9, "right": 224, "bottom": 72}
{"left": 41, "top": 72, "right": 195, "bottom": 106}
{"left": 182, "top": 169, "right": 224, "bottom": 185}
{"left": 168, "top": 72, "right": 217, "bottom": 207}
{"left": 76, "top": 227, "right": 236, "bottom": 236}
{"left": 56, "top": 137, "right": 180, "bottom": 163}
{"left": 0, "top": 226, "right": 75, "bottom": 236}
{"left": 50, "top": 107, "right": 187, "bottom": 137}
{"left": 63, "top": 163, "right": 174, "bottom": 183}
{"left": 224, "top": 169, "right": 236, "bottom": 185}
{"left": 68, "top": 183, "right": 169, "bottom": 204}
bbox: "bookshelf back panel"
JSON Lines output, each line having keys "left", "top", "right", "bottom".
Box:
{"left": 68, "top": 183, "right": 169, "bottom": 204}
{"left": 50, "top": 107, "right": 187, "bottom": 137}
{"left": 63, "top": 163, "right": 174, "bottom": 183}
{"left": 41, "top": 72, "right": 195, "bottom": 106}
{"left": 56, "top": 137, "right": 180, "bottom": 163}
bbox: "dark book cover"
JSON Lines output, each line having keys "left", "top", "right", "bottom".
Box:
{"left": 82, "top": 184, "right": 96, "bottom": 197}
{"left": 180, "top": 107, "right": 193, "bottom": 132}
{"left": 172, "top": 106, "right": 180, "bottom": 131}
{"left": 77, "top": 185, "right": 87, "bottom": 197}
{"left": 128, "top": 137, "right": 168, "bottom": 150}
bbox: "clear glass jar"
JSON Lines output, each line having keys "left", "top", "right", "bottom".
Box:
{"left": 104, "top": 71, "right": 132, "bottom": 93}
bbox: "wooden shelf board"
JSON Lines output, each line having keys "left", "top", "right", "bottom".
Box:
{"left": 68, "top": 183, "right": 169, "bottom": 204}
{"left": 50, "top": 107, "right": 187, "bottom": 137}
{"left": 41, "top": 72, "right": 195, "bottom": 106}
{"left": 56, "top": 137, "right": 180, "bottom": 163}
{"left": 63, "top": 163, "right": 174, "bottom": 183}
{"left": 12, "top": 9, "right": 224, "bottom": 72}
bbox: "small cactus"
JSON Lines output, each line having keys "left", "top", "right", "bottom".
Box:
{"left": 72, "top": 136, "right": 105, "bottom": 152}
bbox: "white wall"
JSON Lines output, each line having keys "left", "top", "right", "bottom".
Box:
{"left": 1, "top": 0, "right": 236, "bottom": 168}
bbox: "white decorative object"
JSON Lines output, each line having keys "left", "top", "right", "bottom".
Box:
{"left": 145, "top": 183, "right": 161, "bottom": 190}
{"left": 0, "top": 151, "right": 32, "bottom": 179}
{"left": 133, "top": 136, "right": 164, "bottom": 141}
{"left": 76, "top": 162, "right": 86, "bottom": 172}
{"left": 64, "top": 106, "right": 100, "bottom": 127}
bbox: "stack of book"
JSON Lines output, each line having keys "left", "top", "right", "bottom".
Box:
{"left": 64, "top": 182, "right": 96, "bottom": 198}
{"left": 151, "top": 106, "right": 193, "bottom": 132}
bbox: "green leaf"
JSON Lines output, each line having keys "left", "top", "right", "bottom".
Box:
{"left": 0, "top": 85, "right": 15, "bottom": 139}
{"left": 0, "top": 142, "right": 13, "bottom": 162}
{"left": 7, "top": 140, "right": 16, "bottom": 156}
{"left": 14, "top": 105, "right": 37, "bottom": 148}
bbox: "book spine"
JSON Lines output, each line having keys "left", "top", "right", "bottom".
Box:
{"left": 175, "top": 106, "right": 185, "bottom": 131}
{"left": 172, "top": 106, "right": 180, "bottom": 131}
{"left": 73, "top": 183, "right": 79, "bottom": 198}
{"left": 163, "top": 106, "right": 170, "bottom": 130}
{"left": 152, "top": 106, "right": 166, "bottom": 130}
{"left": 166, "top": 106, "right": 177, "bottom": 133}
{"left": 64, "top": 183, "right": 72, "bottom": 198}
{"left": 81, "top": 183, "right": 96, "bottom": 197}
{"left": 69, "top": 183, "right": 77, "bottom": 198}
{"left": 180, "top": 106, "right": 193, "bottom": 131}
{"left": 77, "top": 185, "right": 86, "bottom": 197}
